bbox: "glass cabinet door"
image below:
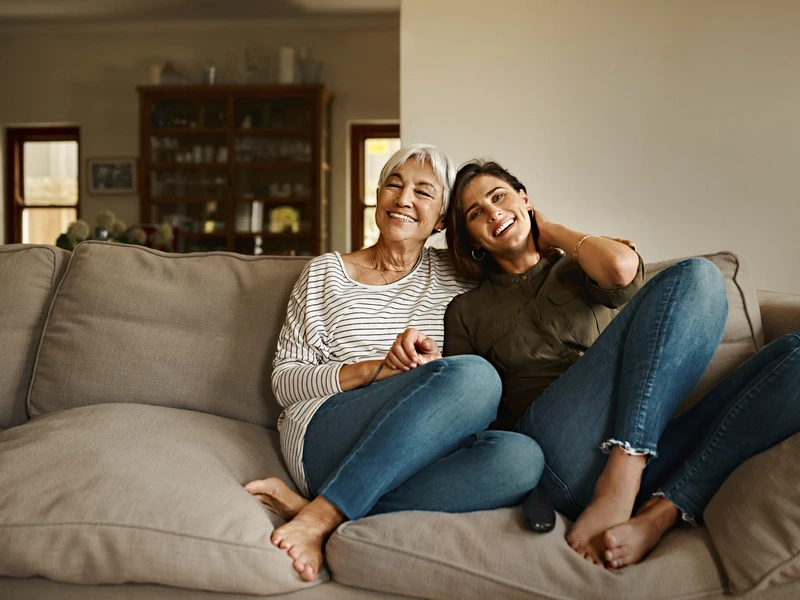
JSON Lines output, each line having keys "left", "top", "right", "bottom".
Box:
{"left": 148, "top": 95, "right": 231, "bottom": 253}
{"left": 151, "top": 98, "right": 228, "bottom": 129}
{"left": 233, "top": 95, "right": 316, "bottom": 256}
{"left": 140, "top": 86, "right": 328, "bottom": 255}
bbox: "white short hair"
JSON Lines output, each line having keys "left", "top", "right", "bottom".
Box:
{"left": 377, "top": 144, "right": 456, "bottom": 217}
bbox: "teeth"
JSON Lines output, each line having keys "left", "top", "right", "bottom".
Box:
{"left": 389, "top": 212, "right": 417, "bottom": 223}
{"left": 494, "top": 218, "right": 514, "bottom": 236}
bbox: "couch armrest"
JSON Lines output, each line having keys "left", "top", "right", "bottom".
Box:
{"left": 757, "top": 290, "right": 800, "bottom": 343}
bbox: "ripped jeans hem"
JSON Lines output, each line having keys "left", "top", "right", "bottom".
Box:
{"left": 653, "top": 491, "right": 698, "bottom": 527}
{"left": 599, "top": 438, "right": 657, "bottom": 458}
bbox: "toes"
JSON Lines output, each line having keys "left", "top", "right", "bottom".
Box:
{"left": 565, "top": 534, "right": 580, "bottom": 551}
{"left": 245, "top": 478, "right": 274, "bottom": 495}
{"left": 244, "top": 479, "right": 263, "bottom": 493}
{"left": 300, "top": 564, "right": 317, "bottom": 581}
{"left": 605, "top": 530, "right": 620, "bottom": 548}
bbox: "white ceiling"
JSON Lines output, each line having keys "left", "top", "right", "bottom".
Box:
{"left": 0, "top": 0, "right": 400, "bottom": 24}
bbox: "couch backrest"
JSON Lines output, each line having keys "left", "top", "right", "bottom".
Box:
{"left": 16, "top": 244, "right": 766, "bottom": 430}
{"left": 645, "top": 251, "right": 764, "bottom": 412}
{"left": 0, "top": 244, "right": 71, "bottom": 430}
{"left": 28, "top": 242, "right": 310, "bottom": 430}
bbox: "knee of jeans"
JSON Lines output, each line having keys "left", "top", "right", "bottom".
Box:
{"left": 679, "top": 257, "right": 728, "bottom": 314}
{"left": 492, "top": 433, "right": 545, "bottom": 489}
{"left": 442, "top": 355, "right": 502, "bottom": 404}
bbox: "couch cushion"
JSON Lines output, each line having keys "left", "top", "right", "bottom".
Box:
{"left": 327, "top": 509, "right": 726, "bottom": 600}
{"left": 0, "top": 403, "right": 326, "bottom": 594}
{"left": 28, "top": 241, "right": 310, "bottom": 429}
{"left": 704, "top": 432, "right": 800, "bottom": 594}
{"left": 645, "top": 251, "right": 764, "bottom": 412}
{"left": 0, "top": 244, "right": 70, "bottom": 430}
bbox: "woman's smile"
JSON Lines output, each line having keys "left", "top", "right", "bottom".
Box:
{"left": 493, "top": 217, "right": 516, "bottom": 237}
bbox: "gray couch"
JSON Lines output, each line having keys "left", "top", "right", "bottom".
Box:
{"left": 1, "top": 241, "right": 799, "bottom": 600}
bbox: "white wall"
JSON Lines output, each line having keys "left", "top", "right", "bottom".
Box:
{"left": 401, "top": 0, "right": 800, "bottom": 293}
{"left": 0, "top": 16, "right": 400, "bottom": 250}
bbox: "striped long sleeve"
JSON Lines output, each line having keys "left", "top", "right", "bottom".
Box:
{"left": 272, "top": 249, "right": 474, "bottom": 496}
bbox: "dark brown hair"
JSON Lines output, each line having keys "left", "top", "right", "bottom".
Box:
{"left": 445, "top": 160, "right": 541, "bottom": 281}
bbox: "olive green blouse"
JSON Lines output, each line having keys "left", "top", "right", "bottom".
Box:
{"left": 444, "top": 250, "right": 645, "bottom": 430}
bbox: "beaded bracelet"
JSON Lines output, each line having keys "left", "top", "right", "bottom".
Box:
{"left": 573, "top": 234, "right": 595, "bottom": 261}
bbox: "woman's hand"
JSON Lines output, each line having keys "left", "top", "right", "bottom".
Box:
{"left": 384, "top": 327, "right": 442, "bottom": 371}
{"left": 531, "top": 209, "right": 639, "bottom": 289}
{"left": 532, "top": 209, "right": 555, "bottom": 251}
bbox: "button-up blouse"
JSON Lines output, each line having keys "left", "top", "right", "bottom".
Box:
{"left": 444, "top": 250, "right": 645, "bottom": 430}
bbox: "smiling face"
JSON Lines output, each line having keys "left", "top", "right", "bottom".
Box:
{"left": 375, "top": 158, "right": 445, "bottom": 245}
{"left": 460, "top": 174, "right": 535, "bottom": 257}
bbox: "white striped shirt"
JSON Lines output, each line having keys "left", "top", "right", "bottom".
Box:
{"left": 273, "top": 248, "right": 474, "bottom": 496}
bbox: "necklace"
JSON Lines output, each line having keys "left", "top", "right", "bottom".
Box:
{"left": 370, "top": 247, "right": 413, "bottom": 285}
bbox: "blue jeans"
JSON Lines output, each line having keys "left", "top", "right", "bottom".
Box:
{"left": 641, "top": 330, "right": 800, "bottom": 524}
{"left": 303, "top": 355, "right": 544, "bottom": 520}
{"left": 516, "top": 258, "right": 730, "bottom": 521}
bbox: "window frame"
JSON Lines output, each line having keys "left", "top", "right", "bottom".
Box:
{"left": 349, "top": 123, "right": 400, "bottom": 251}
{"left": 5, "top": 126, "right": 80, "bottom": 244}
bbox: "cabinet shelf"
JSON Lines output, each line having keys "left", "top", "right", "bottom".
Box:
{"left": 151, "top": 162, "right": 229, "bottom": 170}
{"left": 139, "top": 84, "right": 331, "bottom": 255}
{"left": 237, "top": 196, "right": 311, "bottom": 205}
{"left": 234, "top": 161, "right": 311, "bottom": 169}
{"left": 235, "top": 127, "right": 310, "bottom": 135}
{"left": 151, "top": 197, "right": 227, "bottom": 204}
{"left": 152, "top": 128, "right": 229, "bottom": 135}
{"left": 181, "top": 232, "right": 227, "bottom": 239}
{"left": 236, "top": 232, "right": 313, "bottom": 239}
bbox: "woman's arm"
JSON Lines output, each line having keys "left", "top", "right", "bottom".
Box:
{"left": 272, "top": 261, "right": 405, "bottom": 405}
{"left": 536, "top": 211, "right": 639, "bottom": 290}
{"left": 338, "top": 360, "right": 402, "bottom": 389}
{"left": 271, "top": 279, "right": 343, "bottom": 407}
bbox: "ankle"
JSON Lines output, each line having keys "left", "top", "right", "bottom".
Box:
{"left": 302, "top": 496, "right": 346, "bottom": 531}
{"left": 644, "top": 497, "right": 680, "bottom": 531}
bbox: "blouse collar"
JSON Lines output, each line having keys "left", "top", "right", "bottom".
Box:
{"left": 487, "top": 251, "right": 561, "bottom": 288}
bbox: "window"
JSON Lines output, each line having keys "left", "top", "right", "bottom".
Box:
{"left": 5, "top": 127, "right": 80, "bottom": 245}
{"left": 350, "top": 123, "right": 400, "bottom": 250}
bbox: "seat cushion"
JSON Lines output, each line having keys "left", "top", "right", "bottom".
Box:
{"left": 28, "top": 241, "right": 310, "bottom": 429}
{"left": 645, "top": 251, "right": 764, "bottom": 412}
{"left": 0, "top": 244, "right": 70, "bottom": 430}
{"left": 704, "top": 432, "right": 800, "bottom": 594}
{"left": 0, "top": 403, "right": 326, "bottom": 594}
{"left": 327, "top": 509, "right": 726, "bottom": 600}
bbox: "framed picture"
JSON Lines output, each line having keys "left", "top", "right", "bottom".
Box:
{"left": 87, "top": 157, "right": 137, "bottom": 194}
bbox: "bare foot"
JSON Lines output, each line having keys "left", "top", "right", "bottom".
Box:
{"left": 565, "top": 447, "right": 646, "bottom": 566}
{"left": 270, "top": 496, "right": 345, "bottom": 581}
{"left": 244, "top": 477, "right": 309, "bottom": 520}
{"left": 604, "top": 496, "right": 679, "bottom": 569}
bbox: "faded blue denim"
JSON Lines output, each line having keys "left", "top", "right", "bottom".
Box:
{"left": 642, "top": 330, "right": 800, "bottom": 524}
{"left": 515, "top": 258, "right": 731, "bottom": 521}
{"left": 303, "top": 355, "right": 544, "bottom": 520}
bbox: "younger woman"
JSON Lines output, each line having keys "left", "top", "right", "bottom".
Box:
{"left": 430, "top": 159, "right": 800, "bottom": 569}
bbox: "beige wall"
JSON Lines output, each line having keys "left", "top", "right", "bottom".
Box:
{"left": 0, "top": 16, "right": 400, "bottom": 251}
{"left": 401, "top": 0, "right": 800, "bottom": 294}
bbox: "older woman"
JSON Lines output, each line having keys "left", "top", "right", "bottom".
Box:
{"left": 245, "top": 146, "right": 544, "bottom": 581}
{"left": 437, "top": 159, "right": 800, "bottom": 569}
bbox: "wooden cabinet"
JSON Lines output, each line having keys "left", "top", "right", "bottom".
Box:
{"left": 137, "top": 85, "right": 331, "bottom": 255}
